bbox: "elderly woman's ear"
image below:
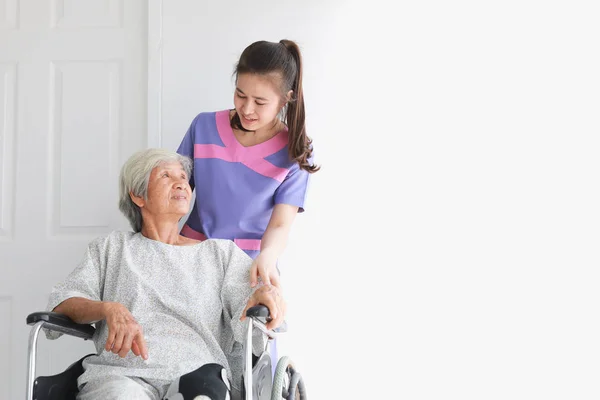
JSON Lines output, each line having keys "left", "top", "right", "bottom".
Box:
{"left": 130, "top": 192, "right": 145, "bottom": 208}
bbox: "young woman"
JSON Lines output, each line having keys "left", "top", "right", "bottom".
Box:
{"left": 177, "top": 39, "right": 319, "bottom": 289}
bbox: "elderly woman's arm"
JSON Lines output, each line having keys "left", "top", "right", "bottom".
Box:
{"left": 46, "top": 234, "right": 148, "bottom": 360}
{"left": 54, "top": 297, "right": 148, "bottom": 360}
{"left": 53, "top": 297, "right": 110, "bottom": 324}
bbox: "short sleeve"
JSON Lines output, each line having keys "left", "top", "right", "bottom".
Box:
{"left": 273, "top": 150, "right": 315, "bottom": 212}
{"left": 44, "top": 238, "right": 106, "bottom": 339}
{"left": 177, "top": 115, "right": 198, "bottom": 190}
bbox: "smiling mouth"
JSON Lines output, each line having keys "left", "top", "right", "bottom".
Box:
{"left": 172, "top": 195, "right": 187, "bottom": 200}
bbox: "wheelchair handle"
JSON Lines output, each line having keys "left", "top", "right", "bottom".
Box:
{"left": 245, "top": 305, "right": 271, "bottom": 319}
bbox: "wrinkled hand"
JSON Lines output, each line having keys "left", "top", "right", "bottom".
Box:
{"left": 250, "top": 251, "right": 280, "bottom": 289}
{"left": 241, "top": 285, "right": 286, "bottom": 330}
{"left": 103, "top": 302, "right": 148, "bottom": 360}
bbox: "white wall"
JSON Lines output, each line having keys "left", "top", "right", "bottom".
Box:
{"left": 154, "top": 1, "right": 600, "bottom": 398}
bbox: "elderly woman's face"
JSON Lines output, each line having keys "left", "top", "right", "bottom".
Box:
{"left": 143, "top": 161, "right": 191, "bottom": 217}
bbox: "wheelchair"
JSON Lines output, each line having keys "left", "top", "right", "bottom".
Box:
{"left": 26, "top": 305, "right": 307, "bottom": 400}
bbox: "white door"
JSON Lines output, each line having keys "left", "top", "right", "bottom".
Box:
{"left": 0, "top": 1, "right": 147, "bottom": 398}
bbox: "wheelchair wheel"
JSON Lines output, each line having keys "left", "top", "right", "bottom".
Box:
{"left": 271, "top": 356, "right": 307, "bottom": 400}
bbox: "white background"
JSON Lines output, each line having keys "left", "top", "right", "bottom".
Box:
{"left": 155, "top": 1, "right": 600, "bottom": 398}
{"left": 3, "top": 0, "right": 600, "bottom": 398}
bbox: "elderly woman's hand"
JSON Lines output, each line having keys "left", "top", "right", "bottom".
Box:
{"left": 250, "top": 249, "right": 281, "bottom": 289}
{"left": 103, "top": 302, "right": 148, "bottom": 360}
{"left": 241, "top": 285, "right": 286, "bottom": 331}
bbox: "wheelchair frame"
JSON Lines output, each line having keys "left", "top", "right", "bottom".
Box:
{"left": 26, "top": 306, "right": 306, "bottom": 400}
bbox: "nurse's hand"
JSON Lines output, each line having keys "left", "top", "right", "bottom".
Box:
{"left": 250, "top": 250, "right": 280, "bottom": 289}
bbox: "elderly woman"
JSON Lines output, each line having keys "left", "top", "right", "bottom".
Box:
{"left": 46, "top": 148, "right": 285, "bottom": 400}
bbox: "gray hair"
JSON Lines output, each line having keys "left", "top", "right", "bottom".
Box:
{"left": 118, "top": 148, "right": 192, "bottom": 232}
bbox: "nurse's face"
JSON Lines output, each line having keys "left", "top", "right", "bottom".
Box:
{"left": 233, "top": 72, "right": 289, "bottom": 132}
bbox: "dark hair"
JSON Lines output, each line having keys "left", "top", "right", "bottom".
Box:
{"left": 231, "top": 39, "right": 319, "bottom": 173}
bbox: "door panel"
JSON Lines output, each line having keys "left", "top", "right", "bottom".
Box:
{"left": 0, "top": 1, "right": 147, "bottom": 397}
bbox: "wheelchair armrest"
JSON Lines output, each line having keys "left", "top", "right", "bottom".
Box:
{"left": 26, "top": 312, "right": 95, "bottom": 340}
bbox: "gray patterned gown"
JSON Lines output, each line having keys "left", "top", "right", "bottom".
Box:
{"left": 46, "top": 231, "right": 266, "bottom": 394}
